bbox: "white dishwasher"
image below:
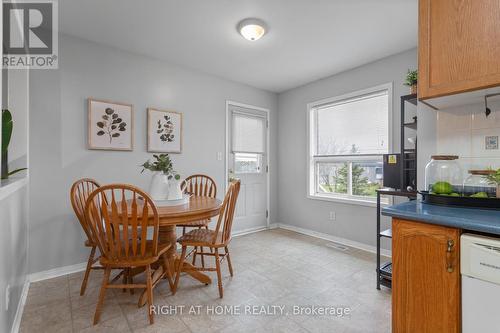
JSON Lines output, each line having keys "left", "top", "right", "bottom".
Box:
{"left": 461, "top": 234, "right": 500, "bottom": 333}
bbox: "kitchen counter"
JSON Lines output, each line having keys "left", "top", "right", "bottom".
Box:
{"left": 382, "top": 201, "right": 500, "bottom": 235}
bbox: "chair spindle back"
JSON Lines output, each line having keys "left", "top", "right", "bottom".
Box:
{"left": 182, "top": 174, "right": 217, "bottom": 198}
{"left": 70, "top": 178, "right": 101, "bottom": 243}
{"left": 85, "top": 184, "right": 159, "bottom": 261}
{"left": 213, "top": 180, "right": 241, "bottom": 244}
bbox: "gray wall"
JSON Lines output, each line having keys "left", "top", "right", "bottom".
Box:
{"left": 0, "top": 184, "right": 29, "bottom": 333}
{"left": 29, "top": 34, "right": 278, "bottom": 274}
{"left": 277, "top": 48, "right": 417, "bottom": 250}
{"left": 7, "top": 69, "right": 29, "bottom": 171}
{"left": 416, "top": 103, "right": 437, "bottom": 190}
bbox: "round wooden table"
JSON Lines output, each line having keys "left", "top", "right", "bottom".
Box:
{"left": 138, "top": 195, "right": 222, "bottom": 306}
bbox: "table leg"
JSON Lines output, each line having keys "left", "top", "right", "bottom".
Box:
{"left": 138, "top": 225, "right": 212, "bottom": 307}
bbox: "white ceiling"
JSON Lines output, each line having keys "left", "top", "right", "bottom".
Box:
{"left": 59, "top": 0, "right": 417, "bottom": 93}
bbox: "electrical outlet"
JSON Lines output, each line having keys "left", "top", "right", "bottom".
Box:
{"left": 329, "top": 211, "right": 336, "bottom": 221}
{"left": 5, "top": 285, "right": 10, "bottom": 311}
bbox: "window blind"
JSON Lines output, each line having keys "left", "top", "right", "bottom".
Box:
{"left": 232, "top": 112, "right": 265, "bottom": 154}
{"left": 315, "top": 90, "right": 389, "bottom": 156}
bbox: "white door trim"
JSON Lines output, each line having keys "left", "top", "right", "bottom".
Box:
{"left": 225, "top": 100, "right": 270, "bottom": 228}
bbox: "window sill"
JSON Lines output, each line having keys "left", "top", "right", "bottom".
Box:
{"left": 0, "top": 176, "right": 29, "bottom": 201}
{"left": 307, "top": 193, "right": 390, "bottom": 208}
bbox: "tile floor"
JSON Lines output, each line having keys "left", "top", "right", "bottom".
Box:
{"left": 19, "top": 229, "right": 391, "bottom": 333}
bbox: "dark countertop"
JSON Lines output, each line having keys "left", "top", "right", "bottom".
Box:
{"left": 382, "top": 201, "right": 500, "bottom": 235}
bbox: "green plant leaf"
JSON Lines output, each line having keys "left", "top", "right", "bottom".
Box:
{"left": 8, "top": 168, "right": 27, "bottom": 176}
{"left": 96, "top": 122, "right": 105, "bottom": 128}
{"left": 105, "top": 108, "right": 114, "bottom": 115}
{"left": 2, "top": 109, "right": 13, "bottom": 153}
{"left": 97, "top": 130, "right": 105, "bottom": 136}
{"left": 404, "top": 69, "right": 418, "bottom": 86}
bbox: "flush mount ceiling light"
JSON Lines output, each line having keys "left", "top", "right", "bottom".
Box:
{"left": 237, "top": 18, "right": 267, "bottom": 41}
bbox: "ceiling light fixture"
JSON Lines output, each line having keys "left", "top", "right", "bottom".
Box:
{"left": 237, "top": 18, "right": 267, "bottom": 41}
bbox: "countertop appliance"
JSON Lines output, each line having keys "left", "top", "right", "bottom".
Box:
{"left": 461, "top": 233, "right": 500, "bottom": 333}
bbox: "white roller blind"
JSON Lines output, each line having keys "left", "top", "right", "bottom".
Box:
{"left": 232, "top": 112, "right": 265, "bottom": 154}
{"left": 315, "top": 90, "right": 389, "bottom": 156}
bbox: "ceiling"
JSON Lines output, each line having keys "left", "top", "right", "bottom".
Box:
{"left": 59, "top": 0, "right": 417, "bottom": 93}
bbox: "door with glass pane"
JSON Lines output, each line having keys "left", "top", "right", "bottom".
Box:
{"left": 228, "top": 104, "right": 268, "bottom": 232}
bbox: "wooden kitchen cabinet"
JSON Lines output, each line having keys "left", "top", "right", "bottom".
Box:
{"left": 418, "top": 0, "right": 500, "bottom": 99}
{"left": 392, "top": 218, "right": 461, "bottom": 333}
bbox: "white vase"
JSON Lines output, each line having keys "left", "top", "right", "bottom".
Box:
{"left": 149, "top": 172, "right": 169, "bottom": 200}
{"left": 167, "top": 178, "right": 187, "bottom": 200}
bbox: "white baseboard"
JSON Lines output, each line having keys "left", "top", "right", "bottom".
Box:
{"left": 232, "top": 225, "right": 269, "bottom": 237}
{"left": 278, "top": 223, "right": 392, "bottom": 257}
{"left": 11, "top": 279, "right": 29, "bottom": 333}
{"left": 28, "top": 261, "right": 87, "bottom": 283}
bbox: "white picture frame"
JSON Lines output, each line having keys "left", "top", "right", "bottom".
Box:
{"left": 147, "top": 108, "right": 183, "bottom": 153}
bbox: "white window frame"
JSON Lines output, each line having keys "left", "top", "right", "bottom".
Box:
{"left": 307, "top": 83, "right": 393, "bottom": 207}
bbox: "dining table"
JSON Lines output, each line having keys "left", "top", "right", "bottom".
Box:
{"left": 124, "top": 195, "right": 223, "bottom": 306}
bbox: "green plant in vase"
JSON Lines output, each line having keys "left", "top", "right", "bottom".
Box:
{"left": 484, "top": 168, "right": 500, "bottom": 198}
{"left": 141, "top": 153, "right": 174, "bottom": 175}
{"left": 404, "top": 69, "right": 418, "bottom": 94}
{"left": 1, "top": 109, "right": 27, "bottom": 179}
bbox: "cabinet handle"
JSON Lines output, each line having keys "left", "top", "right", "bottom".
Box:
{"left": 446, "top": 240, "right": 454, "bottom": 273}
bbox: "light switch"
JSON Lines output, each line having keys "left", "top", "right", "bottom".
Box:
{"left": 217, "top": 152, "right": 223, "bottom": 161}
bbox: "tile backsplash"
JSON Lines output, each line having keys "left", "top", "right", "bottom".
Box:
{"left": 436, "top": 99, "right": 500, "bottom": 176}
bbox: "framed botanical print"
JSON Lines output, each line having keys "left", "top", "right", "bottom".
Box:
{"left": 147, "top": 108, "right": 183, "bottom": 153}
{"left": 88, "top": 98, "right": 133, "bottom": 151}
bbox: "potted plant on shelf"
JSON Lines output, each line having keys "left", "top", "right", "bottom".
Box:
{"left": 484, "top": 168, "right": 500, "bottom": 198}
{"left": 404, "top": 69, "right": 418, "bottom": 94}
{"left": 1, "top": 109, "right": 27, "bottom": 180}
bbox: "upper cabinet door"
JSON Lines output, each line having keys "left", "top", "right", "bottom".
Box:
{"left": 418, "top": 0, "right": 500, "bottom": 100}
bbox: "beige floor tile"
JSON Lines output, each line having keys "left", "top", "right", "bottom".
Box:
{"left": 246, "top": 280, "right": 291, "bottom": 304}
{"left": 180, "top": 313, "right": 239, "bottom": 333}
{"left": 24, "top": 277, "right": 69, "bottom": 309}
{"left": 20, "top": 298, "right": 72, "bottom": 333}
{"left": 72, "top": 300, "right": 124, "bottom": 331}
{"left": 70, "top": 283, "right": 118, "bottom": 310}
{"left": 77, "top": 316, "right": 132, "bottom": 333}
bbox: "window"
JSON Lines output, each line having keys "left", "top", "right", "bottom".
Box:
{"left": 308, "top": 84, "right": 392, "bottom": 204}
{"left": 234, "top": 153, "right": 262, "bottom": 173}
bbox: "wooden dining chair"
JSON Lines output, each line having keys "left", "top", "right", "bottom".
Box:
{"left": 177, "top": 174, "right": 217, "bottom": 267}
{"left": 173, "top": 180, "right": 240, "bottom": 298}
{"left": 85, "top": 184, "right": 174, "bottom": 325}
{"left": 70, "top": 178, "right": 103, "bottom": 296}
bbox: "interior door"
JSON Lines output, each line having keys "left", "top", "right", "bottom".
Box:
{"left": 228, "top": 104, "right": 268, "bottom": 232}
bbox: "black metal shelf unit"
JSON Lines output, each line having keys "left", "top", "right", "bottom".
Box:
{"left": 375, "top": 94, "right": 418, "bottom": 290}
{"left": 400, "top": 94, "right": 418, "bottom": 191}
